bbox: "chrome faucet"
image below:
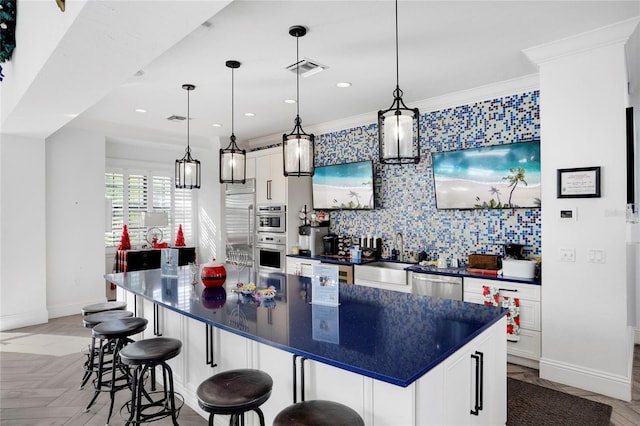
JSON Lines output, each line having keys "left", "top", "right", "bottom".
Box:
{"left": 393, "top": 232, "right": 404, "bottom": 261}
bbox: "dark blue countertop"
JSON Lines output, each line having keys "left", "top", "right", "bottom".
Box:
{"left": 289, "top": 254, "right": 541, "bottom": 285}
{"left": 105, "top": 266, "right": 506, "bottom": 387}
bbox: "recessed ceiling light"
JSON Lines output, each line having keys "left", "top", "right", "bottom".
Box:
{"left": 135, "top": 108, "right": 147, "bottom": 113}
{"left": 336, "top": 82, "right": 352, "bottom": 88}
{"left": 284, "top": 99, "right": 296, "bottom": 104}
{"left": 211, "top": 123, "right": 222, "bottom": 128}
{"left": 244, "top": 112, "right": 255, "bottom": 117}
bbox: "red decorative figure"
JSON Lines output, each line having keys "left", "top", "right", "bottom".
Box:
{"left": 175, "top": 224, "right": 186, "bottom": 247}
{"left": 118, "top": 225, "right": 131, "bottom": 250}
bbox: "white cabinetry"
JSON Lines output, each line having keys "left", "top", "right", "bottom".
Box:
{"left": 254, "top": 149, "right": 285, "bottom": 204}
{"left": 286, "top": 257, "right": 320, "bottom": 277}
{"left": 117, "top": 287, "right": 506, "bottom": 425}
{"left": 464, "top": 277, "right": 541, "bottom": 368}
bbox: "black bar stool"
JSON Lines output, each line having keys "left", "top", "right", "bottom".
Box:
{"left": 273, "top": 400, "right": 365, "bottom": 426}
{"left": 196, "top": 369, "right": 273, "bottom": 426}
{"left": 81, "top": 300, "right": 127, "bottom": 316}
{"left": 119, "top": 337, "right": 183, "bottom": 425}
{"left": 79, "top": 310, "right": 134, "bottom": 389}
{"left": 84, "top": 317, "right": 148, "bottom": 425}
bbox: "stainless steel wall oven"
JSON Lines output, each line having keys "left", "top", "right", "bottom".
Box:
{"left": 255, "top": 233, "right": 286, "bottom": 273}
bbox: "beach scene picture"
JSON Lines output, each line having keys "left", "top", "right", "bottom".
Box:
{"left": 432, "top": 141, "right": 541, "bottom": 209}
{"left": 312, "top": 161, "right": 375, "bottom": 210}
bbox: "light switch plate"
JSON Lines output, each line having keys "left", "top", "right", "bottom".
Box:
{"left": 559, "top": 248, "right": 576, "bottom": 262}
{"left": 587, "top": 248, "right": 605, "bottom": 264}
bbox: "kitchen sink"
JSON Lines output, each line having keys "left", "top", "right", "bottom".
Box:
{"left": 361, "top": 261, "right": 413, "bottom": 270}
{"left": 353, "top": 261, "right": 415, "bottom": 289}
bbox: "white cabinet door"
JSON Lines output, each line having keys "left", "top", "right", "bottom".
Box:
{"left": 442, "top": 317, "right": 506, "bottom": 426}
{"left": 269, "top": 153, "right": 285, "bottom": 203}
{"left": 256, "top": 153, "right": 286, "bottom": 205}
{"left": 464, "top": 277, "right": 541, "bottom": 365}
{"left": 245, "top": 156, "right": 256, "bottom": 180}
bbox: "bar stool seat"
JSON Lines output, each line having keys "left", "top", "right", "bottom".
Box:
{"left": 273, "top": 400, "right": 365, "bottom": 426}
{"left": 119, "top": 337, "right": 183, "bottom": 425}
{"left": 81, "top": 301, "right": 127, "bottom": 316}
{"left": 83, "top": 310, "right": 134, "bottom": 328}
{"left": 79, "top": 310, "right": 134, "bottom": 389}
{"left": 85, "top": 317, "right": 148, "bottom": 425}
{"left": 197, "top": 369, "right": 273, "bottom": 426}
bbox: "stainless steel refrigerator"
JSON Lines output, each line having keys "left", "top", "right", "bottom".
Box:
{"left": 224, "top": 178, "right": 256, "bottom": 268}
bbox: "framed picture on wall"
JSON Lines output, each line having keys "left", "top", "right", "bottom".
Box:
{"left": 557, "top": 166, "right": 601, "bottom": 198}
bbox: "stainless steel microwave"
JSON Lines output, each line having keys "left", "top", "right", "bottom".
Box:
{"left": 256, "top": 204, "right": 286, "bottom": 233}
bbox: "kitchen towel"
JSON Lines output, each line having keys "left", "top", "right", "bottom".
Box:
{"left": 483, "top": 285, "right": 521, "bottom": 342}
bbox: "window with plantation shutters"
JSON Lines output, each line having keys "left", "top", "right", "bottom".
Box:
{"left": 105, "top": 170, "right": 195, "bottom": 248}
{"left": 105, "top": 173, "right": 124, "bottom": 247}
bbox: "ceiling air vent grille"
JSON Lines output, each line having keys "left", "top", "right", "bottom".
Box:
{"left": 286, "top": 57, "right": 327, "bottom": 78}
{"left": 167, "top": 115, "right": 187, "bottom": 121}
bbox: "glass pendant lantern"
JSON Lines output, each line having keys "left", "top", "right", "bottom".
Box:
{"left": 175, "top": 84, "right": 201, "bottom": 189}
{"left": 378, "top": 0, "right": 420, "bottom": 165}
{"left": 283, "top": 25, "right": 315, "bottom": 177}
{"left": 220, "top": 60, "right": 247, "bottom": 184}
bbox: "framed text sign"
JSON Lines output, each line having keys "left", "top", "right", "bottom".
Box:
{"left": 557, "top": 167, "right": 601, "bottom": 198}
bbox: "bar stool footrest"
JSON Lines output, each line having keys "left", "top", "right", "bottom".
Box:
{"left": 120, "top": 391, "right": 184, "bottom": 424}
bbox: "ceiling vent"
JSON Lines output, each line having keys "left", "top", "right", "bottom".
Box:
{"left": 167, "top": 115, "right": 187, "bottom": 121}
{"left": 286, "top": 58, "right": 327, "bottom": 78}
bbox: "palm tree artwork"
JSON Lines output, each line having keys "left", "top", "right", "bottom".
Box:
{"left": 504, "top": 167, "right": 528, "bottom": 207}
{"left": 433, "top": 141, "right": 541, "bottom": 209}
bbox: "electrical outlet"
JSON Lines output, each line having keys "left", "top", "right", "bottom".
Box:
{"left": 559, "top": 248, "right": 576, "bottom": 262}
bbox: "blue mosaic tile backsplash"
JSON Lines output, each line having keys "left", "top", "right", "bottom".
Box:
{"left": 314, "top": 91, "right": 541, "bottom": 262}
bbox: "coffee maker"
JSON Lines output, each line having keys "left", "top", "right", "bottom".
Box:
{"left": 322, "top": 234, "right": 338, "bottom": 256}
{"left": 298, "top": 223, "right": 329, "bottom": 257}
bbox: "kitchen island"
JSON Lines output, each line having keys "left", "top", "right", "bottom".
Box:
{"left": 105, "top": 265, "right": 507, "bottom": 425}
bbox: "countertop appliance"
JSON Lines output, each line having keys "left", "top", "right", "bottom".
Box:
{"left": 309, "top": 225, "right": 329, "bottom": 256}
{"left": 224, "top": 179, "right": 255, "bottom": 267}
{"left": 323, "top": 234, "right": 338, "bottom": 256}
{"left": 298, "top": 224, "right": 311, "bottom": 256}
{"left": 410, "top": 271, "right": 463, "bottom": 300}
{"left": 256, "top": 204, "right": 286, "bottom": 233}
{"left": 504, "top": 243, "right": 526, "bottom": 259}
{"left": 256, "top": 232, "right": 286, "bottom": 273}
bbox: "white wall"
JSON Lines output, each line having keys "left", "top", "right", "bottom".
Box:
{"left": 0, "top": 134, "right": 48, "bottom": 330}
{"left": 526, "top": 19, "right": 638, "bottom": 401}
{"left": 196, "top": 139, "right": 224, "bottom": 266}
{"left": 46, "top": 127, "right": 106, "bottom": 318}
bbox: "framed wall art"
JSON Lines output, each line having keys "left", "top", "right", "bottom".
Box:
{"left": 557, "top": 166, "right": 601, "bottom": 198}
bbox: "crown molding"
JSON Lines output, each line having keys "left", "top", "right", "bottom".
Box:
{"left": 524, "top": 17, "right": 640, "bottom": 66}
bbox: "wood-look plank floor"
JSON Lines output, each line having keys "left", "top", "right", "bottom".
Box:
{"left": 1, "top": 314, "right": 639, "bottom": 425}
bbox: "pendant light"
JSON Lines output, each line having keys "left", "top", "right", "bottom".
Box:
{"left": 220, "top": 60, "right": 247, "bottom": 184}
{"left": 283, "top": 25, "right": 315, "bottom": 177}
{"left": 378, "top": 0, "right": 420, "bottom": 165}
{"left": 175, "top": 84, "right": 201, "bottom": 189}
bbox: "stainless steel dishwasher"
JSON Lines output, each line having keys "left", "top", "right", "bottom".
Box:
{"left": 410, "top": 272, "right": 463, "bottom": 300}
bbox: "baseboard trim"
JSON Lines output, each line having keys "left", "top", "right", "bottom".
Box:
{"left": 0, "top": 308, "right": 49, "bottom": 332}
{"left": 507, "top": 354, "right": 539, "bottom": 370}
{"left": 539, "top": 357, "right": 632, "bottom": 401}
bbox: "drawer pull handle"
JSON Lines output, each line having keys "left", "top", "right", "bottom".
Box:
{"left": 499, "top": 288, "right": 518, "bottom": 292}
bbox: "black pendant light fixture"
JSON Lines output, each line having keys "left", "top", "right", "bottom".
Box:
{"left": 220, "top": 60, "right": 247, "bottom": 184}
{"left": 378, "top": 0, "right": 420, "bottom": 165}
{"left": 175, "top": 84, "right": 201, "bottom": 189}
{"left": 283, "top": 25, "right": 315, "bottom": 177}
